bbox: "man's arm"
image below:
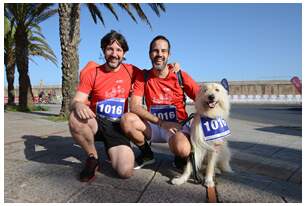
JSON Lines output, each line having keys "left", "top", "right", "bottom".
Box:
{"left": 70, "top": 91, "right": 96, "bottom": 120}
{"left": 130, "top": 95, "right": 162, "bottom": 126}
{"left": 181, "top": 71, "right": 201, "bottom": 101}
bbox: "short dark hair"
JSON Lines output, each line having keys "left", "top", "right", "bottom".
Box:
{"left": 100, "top": 30, "right": 129, "bottom": 52}
{"left": 149, "top": 35, "right": 171, "bottom": 53}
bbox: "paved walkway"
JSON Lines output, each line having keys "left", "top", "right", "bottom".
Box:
{"left": 4, "top": 105, "right": 302, "bottom": 203}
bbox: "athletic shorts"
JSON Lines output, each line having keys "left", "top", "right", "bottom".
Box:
{"left": 148, "top": 121, "right": 190, "bottom": 143}
{"left": 94, "top": 117, "right": 131, "bottom": 151}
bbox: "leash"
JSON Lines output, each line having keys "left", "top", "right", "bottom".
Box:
{"left": 207, "top": 186, "right": 218, "bottom": 203}
{"left": 180, "top": 113, "right": 195, "bottom": 127}
{"left": 180, "top": 113, "right": 202, "bottom": 184}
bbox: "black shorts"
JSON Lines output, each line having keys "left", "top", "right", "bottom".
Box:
{"left": 94, "top": 117, "right": 131, "bottom": 151}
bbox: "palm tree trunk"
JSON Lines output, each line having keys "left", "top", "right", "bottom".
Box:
{"left": 15, "top": 24, "right": 33, "bottom": 111}
{"left": 5, "top": 49, "right": 16, "bottom": 105}
{"left": 59, "top": 3, "right": 80, "bottom": 116}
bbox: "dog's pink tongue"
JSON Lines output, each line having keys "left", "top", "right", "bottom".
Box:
{"left": 209, "top": 102, "right": 216, "bottom": 108}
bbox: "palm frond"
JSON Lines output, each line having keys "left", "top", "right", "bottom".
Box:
{"left": 29, "top": 43, "right": 57, "bottom": 66}
{"left": 102, "top": 3, "right": 119, "bottom": 20}
{"left": 32, "top": 8, "right": 57, "bottom": 25}
{"left": 130, "top": 4, "right": 151, "bottom": 28}
{"left": 117, "top": 3, "right": 138, "bottom": 23}
{"left": 148, "top": 3, "right": 166, "bottom": 17}
{"left": 87, "top": 3, "right": 105, "bottom": 25}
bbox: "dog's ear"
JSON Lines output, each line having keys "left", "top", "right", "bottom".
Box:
{"left": 220, "top": 78, "right": 229, "bottom": 93}
{"left": 200, "top": 84, "right": 207, "bottom": 93}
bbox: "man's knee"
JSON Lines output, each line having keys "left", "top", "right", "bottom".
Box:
{"left": 169, "top": 133, "right": 191, "bottom": 158}
{"left": 121, "top": 113, "right": 138, "bottom": 133}
{"left": 69, "top": 112, "right": 84, "bottom": 132}
{"left": 68, "top": 111, "right": 95, "bottom": 135}
{"left": 117, "top": 167, "right": 134, "bottom": 179}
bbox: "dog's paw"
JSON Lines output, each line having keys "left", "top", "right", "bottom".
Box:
{"left": 171, "top": 177, "right": 185, "bottom": 185}
{"left": 215, "top": 167, "right": 222, "bottom": 175}
{"left": 223, "top": 166, "right": 234, "bottom": 173}
{"left": 204, "top": 178, "right": 215, "bottom": 187}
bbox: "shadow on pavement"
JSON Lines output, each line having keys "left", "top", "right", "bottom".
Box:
{"left": 255, "top": 126, "right": 302, "bottom": 137}
{"left": 22, "top": 135, "right": 84, "bottom": 168}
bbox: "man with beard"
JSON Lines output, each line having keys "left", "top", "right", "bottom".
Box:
{"left": 69, "top": 30, "right": 139, "bottom": 181}
{"left": 121, "top": 35, "right": 200, "bottom": 170}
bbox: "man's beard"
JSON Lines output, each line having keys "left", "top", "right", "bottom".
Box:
{"left": 106, "top": 57, "right": 123, "bottom": 69}
{"left": 152, "top": 57, "right": 168, "bottom": 71}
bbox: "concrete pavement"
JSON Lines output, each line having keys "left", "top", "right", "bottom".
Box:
{"left": 4, "top": 105, "right": 302, "bottom": 203}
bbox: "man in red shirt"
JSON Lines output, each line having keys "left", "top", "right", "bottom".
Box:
{"left": 69, "top": 30, "right": 141, "bottom": 181}
{"left": 121, "top": 35, "right": 200, "bottom": 169}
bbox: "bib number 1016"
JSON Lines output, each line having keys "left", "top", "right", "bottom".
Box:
{"left": 99, "top": 104, "right": 122, "bottom": 115}
{"left": 150, "top": 105, "right": 177, "bottom": 122}
{"left": 96, "top": 98, "right": 125, "bottom": 119}
{"left": 203, "top": 118, "right": 227, "bottom": 131}
{"left": 153, "top": 111, "right": 176, "bottom": 121}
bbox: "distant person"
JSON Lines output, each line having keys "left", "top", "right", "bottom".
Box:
{"left": 69, "top": 30, "right": 180, "bottom": 182}
{"left": 121, "top": 35, "right": 200, "bottom": 170}
{"left": 38, "top": 90, "right": 45, "bottom": 103}
{"left": 38, "top": 90, "right": 45, "bottom": 99}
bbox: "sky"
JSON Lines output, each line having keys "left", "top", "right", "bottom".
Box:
{"left": 4, "top": 3, "right": 302, "bottom": 86}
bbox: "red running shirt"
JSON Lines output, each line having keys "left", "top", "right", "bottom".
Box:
{"left": 133, "top": 67, "right": 200, "bottom": 121}
{"left": 77, "top": 61, "right": 140, "bottom": 113}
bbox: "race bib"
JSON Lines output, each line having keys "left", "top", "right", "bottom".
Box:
{"left": 200, "top": 116, "right": 231, "bottom": 141}
{"left": 96, "top": 98, "right": 125, "bottom": 121}
{"left": 150, "top": 105, "right": 177, "bottom": 122}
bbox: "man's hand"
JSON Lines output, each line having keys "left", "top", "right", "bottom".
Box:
{"left": 171, "top": 62, "right": 181, "bottom": 73}
{"left": 74, "top": 102, "right": 96, "bottom": 120}
{"left": 160, "top": 121, "right": 182, "bottom": 134}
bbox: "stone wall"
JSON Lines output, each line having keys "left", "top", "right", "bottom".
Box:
{"left": 4, "top": 80, "right": 302, "bottom": 104}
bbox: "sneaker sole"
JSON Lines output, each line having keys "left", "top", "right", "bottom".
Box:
{"left": 80, "top": 165, "right": 100, "bottom": 183}
{"left": 134, "top": 159, "right": 156, "bottom": 170}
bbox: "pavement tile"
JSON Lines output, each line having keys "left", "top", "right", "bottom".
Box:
{"left": 92, "top": 160, "right": 158, "bottom": 192}
{"left": 138, "top": 158, "right": 207, "bottom": 203}
{"left": 263, "top": 180, "right": 302, "bottom": 203}
{"left": 216, "top": 172, "right": 283, "bottom": 203}
{"left": 287, "top": 168, "right": 302, "bottom": 184}
{"left": 246, "top": 143, "right": 284, "bottom": 157}
{"left": 5, "top": 160, "right": 84, "bottom": 202}
{"left": 68, "top": 184, "right": 142, "bottom": 203}
{"left": 271, "top": 148, "right": 302, "bottom": 163}
{"left": 249, "top": 162, "right": 294, "bottom": 181}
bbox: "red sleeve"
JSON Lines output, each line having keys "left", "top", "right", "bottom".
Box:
{"left": 132, "top": 70, "right": 145, "bottom": 97}
{"left": 181, "top": 71, "right": 201, "bottom": 101}
{"left": 77, "top": 61, "right": 97, "bottom": 94}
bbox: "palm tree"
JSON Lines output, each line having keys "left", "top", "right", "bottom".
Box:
{"left": 4, "top": 16, "right": 16, "bottom": 105}
{"left": 59, "top": 3, "right": 166, "bottom": 116}
{"left": 5, "top": 3, "right": 57, "bottom": 111}
{"left": 4, "top": 15, "right": 57, "bottom": 106}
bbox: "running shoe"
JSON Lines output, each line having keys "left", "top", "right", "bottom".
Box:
{"left": 134, "top": 153, "right": 155, "bottom": 169}
{"left": 79, "top": 155, "right": 99, "bottom": 182}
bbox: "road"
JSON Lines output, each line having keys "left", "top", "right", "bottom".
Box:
{"left": 229, "top": 104, "right": 302, "bottom": 128}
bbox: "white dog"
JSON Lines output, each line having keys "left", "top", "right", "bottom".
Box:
{"left": 171, "top": 83, "right": 233, "bottom": 187}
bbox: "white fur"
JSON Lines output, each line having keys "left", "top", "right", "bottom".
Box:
{"left": 171, "top": 83, "right": 233, "bottom": 187}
